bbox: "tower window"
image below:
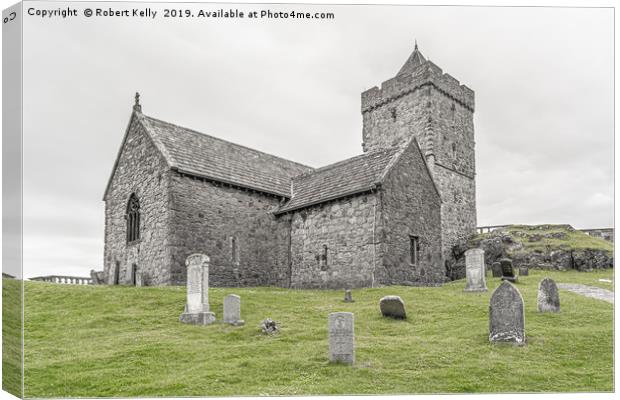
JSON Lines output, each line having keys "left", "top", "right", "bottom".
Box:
{"left": 390, "top": 108, "right": 397, "bottom": 122}
{"left": 410, "top": 236, "right": 420, "bottom": 266}
{"left": 126, "top": 194, "right": 140, "bottom": 244}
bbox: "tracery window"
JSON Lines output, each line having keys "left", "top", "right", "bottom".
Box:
{"left": 126, "top": 194, "right": 140, "bottom": 244}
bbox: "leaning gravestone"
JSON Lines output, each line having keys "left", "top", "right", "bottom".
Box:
{"left": 464, "top": 248, "right": 487, "bottom": 292}
{"left": 489, "top": 281, "right": 525, "bottom": 345}
{"left": 500, "top": 258, "right": 517, "bottom": 283}
{"left": 379, "top": 295, "right": 406, "bottom": 319}
{"left": 491, "top": 262, "right": 502, "bottom": 278}
{"left": 328, "top": 312, "right": 355, "bottom": 365}
{"left": 344, "top": 289, "right": 354, "bottom": 303}
{"left": 223, "top": 294, "right": 244, "bottom": 325}
{"left": 179, "top": 253, "right": 216, "bottom": 325}
{"left": 537, "top": 278, "right": 560, "bottom": 313}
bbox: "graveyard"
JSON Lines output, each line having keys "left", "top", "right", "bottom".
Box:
{"left": 19, "top": 268, "right": 613, "bottom": 397}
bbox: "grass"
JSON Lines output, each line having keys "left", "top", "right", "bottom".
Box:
{"left": 3, "top": 278, "right": 23, "bottom": 398}
{"left": 23, "top": 269, "right": 613, "bottom": 397}
{"left": 471, "top": 224, "right": 614, "bottom": 253}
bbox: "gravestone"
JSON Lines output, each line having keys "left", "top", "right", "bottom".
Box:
{"left": 90, "top": 269, "right": 104, "bottom": 285}
{"left": 379, "top": 295, "right": 406, "bottom": 319}
{"left": 537, "top": 278, "right": 560, "bottom": 313}
{"left": 500, "top": 258, "right": 517, "bottom": 283}
{"left": 179, "top": 253, "right": 216, "bottom": 325}
{"left": 223, "top": 294, "right": 244, "bottom": 325}
{"left": 344, "top": 289, "right": 354, "bottom": 303}
{"left": 328, "top": 312, "right": 355, "bottom": 365}
{"left": 464, "top": 248, "right": 487, "bottom": 292}
{"left": 489, "top": 281, "right": 525, "bottom": 345}
{"left": 260, "top": 318, "right": 279, "bottom": 335}
{"left": 518, "top": 266, "right": 529, "bottom": 276}
{"left": 135, "top": 270, "right": 144, "bottom": 287}
{"left": 491, "top": 262, "right": 502, "bottom": 278}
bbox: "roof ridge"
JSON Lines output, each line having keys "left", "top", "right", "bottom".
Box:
{"left": 141, "top": 113, "right": 314, "bottom": 170}
{"left": 294, "top": 146, "right": 399, "bottom": 179}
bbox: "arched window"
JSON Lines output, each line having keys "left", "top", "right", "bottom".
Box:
{"left": 126, "top": 194, "right": 140, "bottom": 243}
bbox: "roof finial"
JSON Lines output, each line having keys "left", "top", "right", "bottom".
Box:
{"left": 133, "top": 92, "right": 142, "bottom": 112}
{"left": 415, "top": 39, "right": 418, "bottom": 51}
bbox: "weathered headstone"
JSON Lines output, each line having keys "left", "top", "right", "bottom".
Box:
{"left": 135, "top": 270, "right": 144, "bottom": 287}
{"left": 379, "top": 295, "right": 406, "bottom": 319}
{"left": 179, "top": 253, "right": 216, "bottom": 325}
{"left": 518, "top": 266, "right": 529, "bottom": 276}
{"left": 328, "top": 312, "right": 355, "bottom": 365}
{"left": 223, "top": 294, "right": 244, "bottom": 325}
{"left": 500, "top": 258, "right": 517, "bottom": 283}
{"left": 492, "top": 262, "right": 502, "bottom": 278}
{"left": 464, "top": 248, "right": 487, "bottom": 292}
{"left": 343, "top": 289, "right": 354, "bottom": 303}
{"left": 537, "top": 278, "right": 560, "bottom": 313}
{"left": 489, "top": 281, "right": 525, "bottom": 345}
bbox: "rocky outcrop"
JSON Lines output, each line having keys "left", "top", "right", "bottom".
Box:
{"left": 446, "top": 225, "right": 613, "bottom": 280}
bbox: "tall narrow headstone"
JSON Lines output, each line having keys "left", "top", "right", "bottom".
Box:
{"left": 179, "top": 253, "right": 216, "bottom": 325}
{"left": 489, "top": 281, "right": 525, "bottom": 345}
{"left": 328, "top": 312, "right": 355, "bottom": 365}
{"left": 135, "top": 270, "right": 144, "bottom": 287}
{"left": 224, "top": 294, "right": 244, "bottom": 325}
{"left": 491, "top": 262, "right": 502, "bottom": 278}
{"left": 464, "top": 248, "right": 487, "bottom": 292}
{"left": 537, "top": 278, "right": 560, "bottom": 313}
{"left": 500, "top": 258, "right": 517, "bottom": 283}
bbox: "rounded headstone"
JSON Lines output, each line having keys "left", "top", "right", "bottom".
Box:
{"left": 489, "top": 281, "right": 525, "bottom": 345}
{"left": 379, "top": 295, "right": 406, "bottom": 319}
{"left": 537, "top": 278, "right": 560, "bottom": 313}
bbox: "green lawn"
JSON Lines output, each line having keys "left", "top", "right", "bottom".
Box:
{"left": 3, "top": 278, "right": 23, "bottom": 398}
{"left": 23, "top": 269, "right": 613, "bottom": 397}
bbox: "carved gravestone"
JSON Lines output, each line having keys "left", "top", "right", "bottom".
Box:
{"left": 518, "top": 267, "right": 529, "bottom": 276}
{"left": 489, "top": 281, "right": 525, "bottom": 345}
{"left": 491, "top": 262, "right": 502, "bottom": 278}
{"left": 344, "top": 289, "right": 354, "bottom": 303}
{"left": 537, "top": 278, "right": 560, "bottom": 313}
{"left": 179, "top": 253, "right": 216, "bottom": 325}
{"left": 500, "top": 258, "right": 517, "bottom": 283}
{"left": 464, "top": 248, "right": 487, "bottom": 292}
{"left": 379, "top": 295, "right": 406, "bottom": 319}
{"left": 223, "top": 294, "right": 244, "bottom": 325}
{"left": 328, "top": 312, "right": 355, "bottom": 365}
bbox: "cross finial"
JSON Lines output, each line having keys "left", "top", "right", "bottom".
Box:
{"left": 133, "top": 92, "right": 142, "bottom": 112}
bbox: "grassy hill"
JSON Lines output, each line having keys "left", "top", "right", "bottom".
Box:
{"left": 21, "top": 269, "right": 613, "bottom": 397}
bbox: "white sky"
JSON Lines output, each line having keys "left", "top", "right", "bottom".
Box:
{"left": 9, "top": 1, "right": 615, "bottom": 278}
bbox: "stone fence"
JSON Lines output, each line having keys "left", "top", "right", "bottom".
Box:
{"left": 476, "top": 225, "right": 613, "bottom": 242}
{"left": 29, "top": 275, "right": 93, "bottom": 285}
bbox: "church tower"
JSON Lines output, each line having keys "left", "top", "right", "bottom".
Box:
{"left": 361, "top": 42, "right": 477, "bottom": 264}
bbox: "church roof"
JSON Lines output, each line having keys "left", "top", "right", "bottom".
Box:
{"left": 397, "top": 42, "right": 426, "bottom": 76}
{"left": 276, "top": 146, "right": 402, "bottom": 214}
{"left": 135, "top": 112, "right": 313, "bottom": 197}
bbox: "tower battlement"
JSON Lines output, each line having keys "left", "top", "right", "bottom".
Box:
{"left": 361, "top": 60, "right": 475, "bottom": 114}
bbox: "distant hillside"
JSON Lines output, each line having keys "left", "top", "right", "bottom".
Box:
{"left": 447, "top": 225, "right": 613, "bottom": 280}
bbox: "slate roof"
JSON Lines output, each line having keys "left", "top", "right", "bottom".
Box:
{"left": 397, "top": 43, "right": 427, "bottom": 76}
{"left": 276, "top": 146, "right": 402, "bottom": 214}
{"left": 137, "top": 113, "right": 313, "bottom": 197}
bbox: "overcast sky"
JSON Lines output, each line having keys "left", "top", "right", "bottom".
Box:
{"left": 14, "top": 3, "right": 613, "bottom": 278}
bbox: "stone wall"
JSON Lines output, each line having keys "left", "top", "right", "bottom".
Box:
{"left": 377, "top": 142, "right": 444, "bottom": 285}
{"left": 361, "top": 60, "right": 477, "bottom": 262}
{"left": 288, "top": 193, "right": 378, "bottom": 289}
{"left": 103, "top": 114, "right": 173, "bottom": 286}
{"left": 167, "top": 173, "right": 290, "bottom": 287}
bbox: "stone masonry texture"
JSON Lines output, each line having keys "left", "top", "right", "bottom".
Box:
{"left": 103, "top": 44, "right": 476, "bottom": 288}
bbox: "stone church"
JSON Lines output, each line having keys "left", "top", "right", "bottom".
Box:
{"left": 103, "top": 43, "right": 477, "bottom": 288}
